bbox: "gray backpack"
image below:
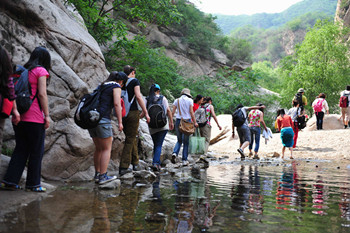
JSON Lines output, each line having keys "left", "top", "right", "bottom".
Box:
{"left": 195, "top": 104, "right": 209, "bottom": 127}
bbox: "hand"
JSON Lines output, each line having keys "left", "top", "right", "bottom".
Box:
{"left": 145, "top": 114, "right": 150, "bottom": 123}
{"left": 194, "top": 122, "right": 198, "bottom": 128}
{"left": 118, "top": 122, "right": 123, "bottom": 131}
{"left": 218, "top": 125, "right": 222, "bottom": 130}
{"left": 44, "top": 116, "right": 50, "bottom": 129}
{"left": 169, "top": 122, "right": 174, "bottom": 130}
{"left": 232, "top": 132, "right": 235, "bottom": 138}
{"left": 12, "top": 110, "right": 20, "bottom": 125}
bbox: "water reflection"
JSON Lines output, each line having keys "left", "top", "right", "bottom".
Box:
{"left": 1, "top": 161, "right": 350, "bottom": 232}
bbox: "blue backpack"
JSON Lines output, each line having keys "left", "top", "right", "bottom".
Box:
{"left": 12, "top": 65, "right": 38, "bottom": 114}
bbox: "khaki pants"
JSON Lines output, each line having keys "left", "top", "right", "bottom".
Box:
{"left": 199, "top": 124, "right": 211, "bottom": 154}
{"left": 120, "top": 110, "right": 140, "bottom": 169}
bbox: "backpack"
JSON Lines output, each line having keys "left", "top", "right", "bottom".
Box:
{"left": 313, "top": 99, "right": 324, "bottom": 113}
{"left": 147, "top": 95, "right": 167, "bottom": 128}
{"left": 12, "top": 65, "right": 38, "bottom": 114}
{"left": 295, "top": 92, "right": 303, "bottom": 107}
{"left": 297, "top": 112, "right": 306, "bottom": 130}
{"left": 195, "top": 104, "right": 209, "bottom": 127}
{"left": 232, "top": 108, "right": 247, "bottom": 127}
{"left": 74, "top": 85, "right": 107, "bottom": 129}
{"left": 339, "top": 93, "right": 349, "bottom": 108}
{"left": 121, "top": 78, "right": 136, "bottom": 118}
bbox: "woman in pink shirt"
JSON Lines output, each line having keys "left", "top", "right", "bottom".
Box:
{"left": 1, "top": 47, "right": 51, "bottom": 192}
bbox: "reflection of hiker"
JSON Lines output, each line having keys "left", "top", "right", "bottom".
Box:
{"left": 231, "top": 165, "right": 249, "bottom": 212}
{"left": 232, "top": 104, "right": 265, "bottom": 159}
{"left": 198, "top": 97, "right": 222, "bottom": 154}
{"left": 293, "top": 88, "right": 307, "bottom": 112}
{"left": 119, "top": 65, "right": 150, "bottom": 176}
{"left": 145, "top": 84, "right": 174, "bottom": 171}
{"left": 90, "top": 72, "right": 127, "bottom": 185}
{"left": 193, "top": 94, "right": 204, "bottom": 112}
{"left": 1, "top": 47, "right": 51, "bottom": 192}
{"left": 0, "top": 45, "right": 19, "bottom": 154}
{"left": 339, "top": 85, "right": 350, "bottom": 129}
{"left": 171, "top": 88, "right": 198, "bottom": 166}
{"left": 276, "top": 109, "right": 294, "bottom": 159}
{"left": 312, "top": 93, "right": 329, "bottom": 130}
{"left": 248, "top": 103, "right": 267, "bottom": 159}
{"left": 287, "top": 100, "right": 301, "bottom": 148}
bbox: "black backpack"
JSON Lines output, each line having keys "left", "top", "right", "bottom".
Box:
{"left": 12, "top": 65, "right": 39, "bottom": 114}
{"left": 74, "top": 85, "right": 107, "bottom": 129}
{"left": 295, "top": 92, "right": 304, "bottom": 110}
{"left": 232, "top": 108, "right": 247, "bottom": 127}
{"left": 147, "top": 95, "right": 167, "bottom": 128}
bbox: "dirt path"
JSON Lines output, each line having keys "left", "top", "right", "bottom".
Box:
{"left": 209, "top": 114, "right": 350, "bottom": 162}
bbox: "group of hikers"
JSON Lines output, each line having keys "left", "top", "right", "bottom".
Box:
{"left": 1, "top": 45, "right": 350, "bottom": 189}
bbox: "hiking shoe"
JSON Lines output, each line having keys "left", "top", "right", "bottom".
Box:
{"left": 171, "top": 153, "right": 177, "bottom": 164}
{"left": 182, "top": 160, "right": 189, "bottom": 166}
{"left": 94, "top": 172, "right": 100, "bottom": 183}
{"left": 253, "top": 155, "right": 260, "bottom": 160}
{"left": 99, "top": 173, "right": 117, "bottom": 185}
{"left": 119, "top": 168, "right": 132, "bottom": 176}
{"left": 0, "top": 182, "right": 22, "bottom": 191}
{"left": 151, "top": 164, "right": 161, "bottom": 172}
{"left": 248, "top": 152, "right": 253, "bottom": 157}
{"left": 25, "top": 186, "right": 46, "bottom": 192}
{"left": 199, "top": 156, "right": 209, "bottom": 164}
{"left": 237, "top": 148, "right": 245, "bottom": 159}
{"left": 133, "top": 164, "right": 141, "bottom": 171}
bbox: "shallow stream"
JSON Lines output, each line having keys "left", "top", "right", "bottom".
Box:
{"left": 1, "top": 158, "right": 350, "bottom": 232}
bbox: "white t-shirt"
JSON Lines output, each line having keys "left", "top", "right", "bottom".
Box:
{"left": 312, "top": 98, "right": 329, "bottom": 113}
{"left": 340, "top": 90, "right": 350, "bottom": 107}
{"left": 173, "top": 95, "right": 193, "bottom": 120}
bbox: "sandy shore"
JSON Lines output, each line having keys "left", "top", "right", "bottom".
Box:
{"left": 209, "top": 114, "right": 350, "bottom": 161}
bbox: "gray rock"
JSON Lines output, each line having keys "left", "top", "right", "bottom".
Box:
{"left": 98, "top": 179, "right": 121, "bottom": 190}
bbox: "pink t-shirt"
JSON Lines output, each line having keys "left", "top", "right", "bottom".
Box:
{"left": 21, "top": 67, "right": 49, "bottom": 123}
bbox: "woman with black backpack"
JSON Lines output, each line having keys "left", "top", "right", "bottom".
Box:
{"left": 1, "top": 46, "right": 51, "bottom": 192}
{"left": 146, "top": 84, "right": 173, "bottom": 171}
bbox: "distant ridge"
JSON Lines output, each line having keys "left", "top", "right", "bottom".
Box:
{"left": 215, "top": 0, "right": 337, "bottom": 34}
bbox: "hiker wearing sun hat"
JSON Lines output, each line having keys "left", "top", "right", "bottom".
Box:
{"left": 171, "top": 88, "right": 198, "bottom": 166}
{"left": 293, "top": 88, "right": 308, "bottom": 111}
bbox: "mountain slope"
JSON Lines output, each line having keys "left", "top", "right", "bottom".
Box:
{"left": 215, "top": 0, "right": 337, "bottom": 34}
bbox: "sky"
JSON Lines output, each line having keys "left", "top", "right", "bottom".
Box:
{"left": 189, "top": 0, "right": 304, "bottom": 15}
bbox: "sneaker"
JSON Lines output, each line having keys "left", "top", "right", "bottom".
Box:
{"left": 119, "top": 168, "right": 132, "bottom": 176}
{"left": 253, "top": 155, "right": 260, "bottom": 160}
{"left": 237, "top": 148, "right": 245, "bottom": 159}
{"left": 94, "top": 172, "right": 100, "bottom": 183}
{"left": 151, "top": 164, "right": 161, "bottom": 172}
{"left": 0, "top": 182, "right": 22, "bottom": 191}
{"left": 345, "top": 125, "right": 348, "bottom": 129}
{"left": 99, "top": 173, "right": 117, "bottom": 185}
{"left": 248, "top": 152, "right": 253, "bottom": 157}
{"left": 199, "top": 156, "right": 209, "bottom": 164}
{"left": 171, "top": 153, "right": 177, "bottom": 164}
{"left": 25, "top": 186, "right": 46, "bottom": 192}
{"left": 182, "top": 160, "right": 189, "bottom": 166}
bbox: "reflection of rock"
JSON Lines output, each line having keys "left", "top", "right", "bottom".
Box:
{"left": 305, "top": 114, "right": 344, "bottom": 131}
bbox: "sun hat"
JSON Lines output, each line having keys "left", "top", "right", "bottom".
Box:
{"left": 298, "top": 88, "right": 305, "bottom": 93}
{"left": 180, "top": 88, "right": 192, "bottom": 98}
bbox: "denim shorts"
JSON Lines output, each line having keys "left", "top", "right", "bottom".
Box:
{"left": 88, "top": 118, "right": 113, "bottom": 138}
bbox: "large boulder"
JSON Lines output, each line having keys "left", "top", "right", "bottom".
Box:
{"left": 0, "top": 0, "right": 119, "bottom": 180}
{"left": 305, "top": 114, "right": 344, "bottom": 131}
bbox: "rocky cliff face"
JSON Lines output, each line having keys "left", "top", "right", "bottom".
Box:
{"left": 335, "top": 0, "right": 350, "bottom": 26}
{"left": 0, "top": 0, "right": 122, "bottom": 180}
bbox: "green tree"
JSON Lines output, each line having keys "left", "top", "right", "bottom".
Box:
{"left": 65, "top": 0, "right": 181, "bottom": 44}
{"left": 279, "top": 20, "right": 350, "bottom": 112}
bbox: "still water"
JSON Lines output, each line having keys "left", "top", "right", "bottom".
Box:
{"left": 1, "top": 159, "right": 350, "bottom": 233}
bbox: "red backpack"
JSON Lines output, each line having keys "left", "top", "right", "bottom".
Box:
{"left": 313, "top": 99, "right": 324, "bottom": 112}
{"left": 339, "top": 94, "right": 349, "bottom": 108}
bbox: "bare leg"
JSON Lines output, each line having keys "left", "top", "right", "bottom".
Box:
{"left": 282, "top": 146, "right": 286, "bottom": 159}
{"left": 92, "top": 137, "right": 113, "bottom": 174}
{"left": 289, "top": 147, "right": 294, "bottom": 159}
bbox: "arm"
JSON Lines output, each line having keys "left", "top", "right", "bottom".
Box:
{"left": 324, "top": 100, "right": 329, "bottom": 114}
{"left": 134, "top": 85, "right": 150, "bottom": 123}
{"left": 189, "top": 105, "right": 198, "bottom": 128}
{"left": 172, "top": 104, "right": 177, "bottom": 117}
{"left": 11, "top": 101, "right": 20, "bottom": 125}
{"left": 210, "top": 105, "right": 221, "bottom": 130}
{"left": 37, "top": 76, "right": 50, "bottom": 129}
{"left": 277, "top": 118, "right": 282, "bottom": 132}
{"left": 167, "top": 106, "right": 174, "bottom": 130}
{"left": 247, "top": 105, "right": 265, "bottom": 111}
{"left": 259, "top": 112, "right": 267, "bottom": 131}
{"left": 113, "top": 88, "right": 123, "bottom": 131}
